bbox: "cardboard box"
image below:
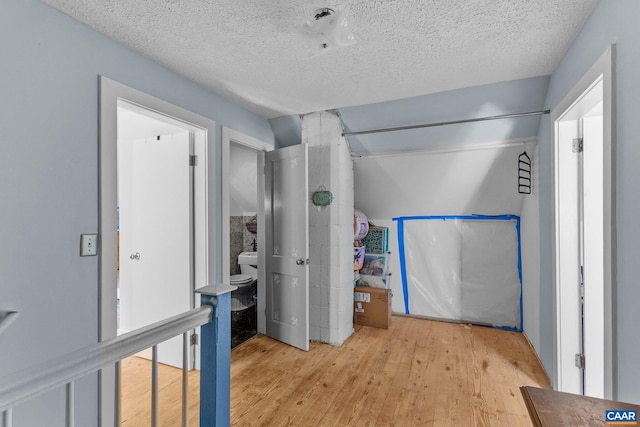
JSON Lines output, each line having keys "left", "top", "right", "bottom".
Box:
{"left": 354, "top": 286, "right": 392, "bottom": 329}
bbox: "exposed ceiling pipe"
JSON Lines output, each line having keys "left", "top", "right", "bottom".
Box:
{"left": 342, "top": 110, "right": 551, "bottom": 137}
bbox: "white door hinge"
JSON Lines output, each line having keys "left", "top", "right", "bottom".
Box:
{"left": 572, "top": 138, "right": 584, "bottom": 153}
{"left": 190, "top": 155, "right": 198, "bottom": 166}
{"left": 191, "top": 333, "right": 198, "bottom": 345}
{"left": 575, "top": 353, "right": 585, "bottom": 369}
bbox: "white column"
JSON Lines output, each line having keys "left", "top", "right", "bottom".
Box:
{"left": 302, "top": 111, "right": 354, "bottom": 345}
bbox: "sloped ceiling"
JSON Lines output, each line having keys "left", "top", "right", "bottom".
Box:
{"left": 41, "top": 0, "right": 598, "bottom": 119}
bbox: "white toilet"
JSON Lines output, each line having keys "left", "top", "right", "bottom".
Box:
{"left": 231, "top": 251, "right": 258, "bottom": 311}
{"left": 235, "top": 251, "right": 258, "bottom": 281}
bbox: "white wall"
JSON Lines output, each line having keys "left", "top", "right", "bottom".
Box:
{"left": 520, "top": 144, "right": 541, "bottom": 351}
{"left": 117, "top": 128, "right": 191, "bottom": 339}
{"left": 354, "top": 140, "right": 540, "bottom": 348}
{"left": 0, "top": 1, "right": 274, "bottom": 424}
{"left": 354, "top": 141, "right": 537, "bottom": 217}
{"left": 229, "top": 143, "right": 258, "bottom": 216}
{"left": 118, "top": 107, "right": 186, "bottom": 141}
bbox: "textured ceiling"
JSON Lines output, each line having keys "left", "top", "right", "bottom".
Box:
{"left": 42, "top": 0, "right": 598, "bottom": 119}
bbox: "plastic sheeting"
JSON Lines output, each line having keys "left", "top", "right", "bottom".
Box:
{"left": 394, "top": 215, "right": 522, "bottom": 331}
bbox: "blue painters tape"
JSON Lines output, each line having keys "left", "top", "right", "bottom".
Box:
{"left": 392, "top": 214, "right": 520, "bottom": 222}
{"left": 392, "top": 214, "right": 523, "bottom": 332}
{"left": 515, "top": 217, "right": 523, "bottom": 332}
{"left": 393, "top": 218, "right": 411, "bottom": 315}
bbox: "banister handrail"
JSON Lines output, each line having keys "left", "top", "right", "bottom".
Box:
{"left": 0, "top": 305, "right": 213, "bottom": 412}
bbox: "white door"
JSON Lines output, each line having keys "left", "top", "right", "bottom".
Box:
{"left": 264, "top": 144, "right": 309, "bottom": 351}
{"left": 555, "top": 78, "right": 605, "bottom": 397}
{"left": 119, "top": 132, "right": 193, "bottom": 368}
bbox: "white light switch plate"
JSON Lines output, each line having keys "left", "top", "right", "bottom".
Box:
{"left": 81, "top": 234, "right": 98, "bottom": 256}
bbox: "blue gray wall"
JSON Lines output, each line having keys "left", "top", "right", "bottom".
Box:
{"left": 269, "top": 114, "right": 303, "bottom": 149}
{"left": 270, "top": 76, "right": 550, "bottom": 150}
{"left": 537, "top": 0, "right": 640, "bottom": 403}
{"left": 339, "top": 76, "right": 549, "bottom": 154}
{"left": 0, "top": 0, "right": 273, "bottom": 425}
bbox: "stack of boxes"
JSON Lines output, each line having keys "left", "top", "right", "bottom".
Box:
{"left": 353, "top": 222, "right": 392, "bottom": 329}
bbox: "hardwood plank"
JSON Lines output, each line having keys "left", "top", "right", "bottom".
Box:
{"left": 331, "top": 328, "right": 395, "bottom": 426}
{"left": 356, "top": 335, "right": 410, "bottom": 425}
{"left": 288, "top": 342, "right": 364, "bottom": 425}
{"left": 121, "top": 316, "right": 549, "bottom": 426}
{"left": 120, "top": 356, "right": 200, "bottom": 426}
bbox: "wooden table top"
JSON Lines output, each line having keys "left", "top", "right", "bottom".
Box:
{"left": 521, "top": 386, "right": 640, "bottom": 426}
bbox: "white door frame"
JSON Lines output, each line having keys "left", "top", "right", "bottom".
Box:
{"left": 221, "top": 127, "right": 273, "bottom": 334}
{"left": 99, "top": 76, "right": 216, "bottom": 425}
{"left": 551, "top": 46, "right": 616, "bottom": 398}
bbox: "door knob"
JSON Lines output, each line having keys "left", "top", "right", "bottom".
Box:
{"left": 296, "top": 258, "right": 309, "bottom": 266}
{"left": 130, "top": 252, "right": 141, "bottom": 260}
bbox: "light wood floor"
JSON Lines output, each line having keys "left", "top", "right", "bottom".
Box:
{"left": 121, "top": 316, "right": 549, "bottom": 426}
{"left": 120, "top": 356, "right": 201, "bottom": 426}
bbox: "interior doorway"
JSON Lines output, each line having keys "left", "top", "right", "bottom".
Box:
{"left": 222, "top": 129, "right": 311, "bottom": 352}
{"left": 552, "top": 46, "right": 615, "bottom": 399}
{"left": 99, "top": 77, "right": 215, "bottom": 425}
{"left": 221, "top": 127, "right": 272, "bottom": 344}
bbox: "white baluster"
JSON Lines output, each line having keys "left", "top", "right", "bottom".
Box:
{"left": 182, "top": 332, "right": 189, "bottom": 427}
{"left": 151, "top": 346, "right": 158, "bottom": 427}
{"left": 65, "top": 381, "right": 74, "bottom": 427}
{"left": 114, "top": 361, "right": 121, "bottom": 427}
{"left": 2, "top": 408, "right": 12, "bottom": 427}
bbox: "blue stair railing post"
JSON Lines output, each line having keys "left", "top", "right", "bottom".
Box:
{"left": 197, "top": 286, "right": 233, "bottom": 426}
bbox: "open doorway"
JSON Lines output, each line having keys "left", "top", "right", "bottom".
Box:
{"left": 221, "top": 127, "right": 272, "bottom": 347}
{"left": 222, "top": 128, "right": 311, "bottom": 352}
{"left": 552, "top": 46, "right": 615, "bottom": 399}
{"left": 99, "top": 77, "right": 215, "bottom": 425}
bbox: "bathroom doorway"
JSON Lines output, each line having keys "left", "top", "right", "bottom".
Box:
{"left": 221, "top": 127, "right": 273, "bottom": 347}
